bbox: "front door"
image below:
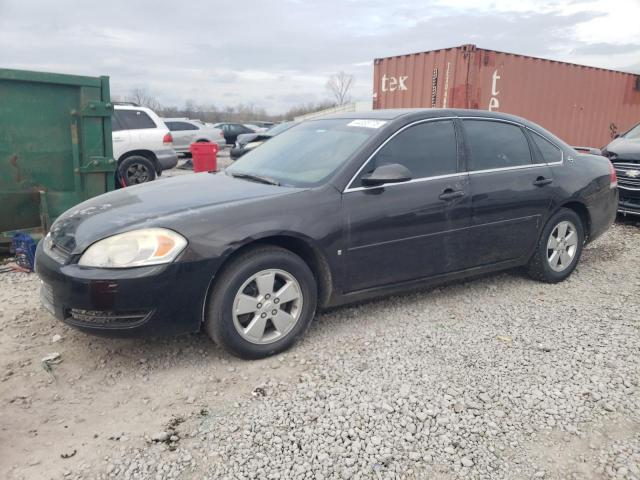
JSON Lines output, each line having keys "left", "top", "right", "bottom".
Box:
{"left": 343, "top": 119, "right": 472, "bottom": 292}
{"left": 461, "top": 119, "right": 554, "bottom": 265}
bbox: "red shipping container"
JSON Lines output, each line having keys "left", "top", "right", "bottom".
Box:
{"left": 189, "top": 142, "right": 218, "bottom": 173}
{"left": 373, "top": 44, "right": 640, "bottom": 148}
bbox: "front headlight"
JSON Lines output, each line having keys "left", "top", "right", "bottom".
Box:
{"left": 78, "top": 228, "right": 187, "bottom": 268}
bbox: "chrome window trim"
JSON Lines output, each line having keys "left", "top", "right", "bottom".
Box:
{"left": 467, "top": 163, "right": 549, "bottom": 175}
{"left": 522, "top": 125, "right": 564, "bottom": 165}
{"left": 343, "top": 115, "right": 565, "bottom": 193}
{"left": 345, "top": 172, "right": 468, "bottom": 193}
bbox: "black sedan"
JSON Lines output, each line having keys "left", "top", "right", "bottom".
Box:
{"left": 601, "top": 121, "right": 640, "bottom": 216}
{"left": 212, "top": 122, "right": 256, "bottom": 145}
{"left": 36, "top": 109, "right": 618, "bottom": 359}
{"left": 230, "top": 122, "right": 296, "bottom": 160}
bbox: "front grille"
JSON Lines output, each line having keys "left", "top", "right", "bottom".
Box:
{"left": 66, "top": 308, "right": 151, "bottom": 328}
{"left": 614, "top": 162, "right": 640, "bottom": 191}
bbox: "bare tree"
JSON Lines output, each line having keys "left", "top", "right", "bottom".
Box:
{"left": 326, "top": 71, "right": 354, "bottom": 106}
{"left": 126, "top": 87, "right": 162, "bottom": 111}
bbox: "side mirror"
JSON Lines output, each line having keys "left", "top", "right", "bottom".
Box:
{"left": 361, "top": 163, "right": 412, "bottom": 187}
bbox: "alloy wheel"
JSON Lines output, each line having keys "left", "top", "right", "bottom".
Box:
{"left": 126, "top": 163, "right": 150, "bottom": 184}
{"left": 232, "top": 269, "right": 303, "bottom": 344}
{"left": 546, "top": 220, "right": 578, "bottom": 272}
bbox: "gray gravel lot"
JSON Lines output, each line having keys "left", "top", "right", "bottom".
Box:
{"left": 1, "top": 173, "right": 639, "bottom": 479}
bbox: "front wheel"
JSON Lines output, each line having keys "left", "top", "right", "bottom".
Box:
{"left": 527, "top": 208, "right": 585, "bottom": 283}
{"left": 204, "top": 246, "right": 317, "bottom": 359}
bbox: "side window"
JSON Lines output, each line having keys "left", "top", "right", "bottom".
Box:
{"left": 357, "top": 120, "right": 458, "bottom": 184}
{"left": 530, "top": 132, "right": 562, "bottom": 164}
{"left": 111, "top": 111, "right": 125, "bottom": 132}
{"left": 165, "top": 121, "right": 198, "bottom": 131}
{"left": 117, "top": 110, "right": 157, "bottom": 130}
{"left": 181, "top": 122, "right": 199, "bottom": 131}
{"left": 464, "top": 120, "right": 532, "bottom": 171}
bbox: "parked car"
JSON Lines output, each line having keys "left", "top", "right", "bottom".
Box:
{"left": 244, "top": 123, "right": 268, "bottom": 133}
{"left": 250, "top": 121, "right": 275, "bottom": 129}
{"left": 36, "top": 109, "right": 618, "bottom": 359}
{"left": 213, "top": 122, "right": 256, "bottom": 145}
{"left": 230, "top": 121, "right": 296, "bottom": 159}
{"left": 602, "top": 121, "right": 640, "bottom": 216}
{"left": 163, "top": 118, "right": 226, "bottom": 154}
{"left": 112, "top": 105, "right": 178, "bottom": 186}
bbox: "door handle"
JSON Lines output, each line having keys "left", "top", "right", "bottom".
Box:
{"left": 533, "top": 176, "right": 553, "bottom": 186}
{"left": 439, "top": 188, "right": 465, "bottom": 201}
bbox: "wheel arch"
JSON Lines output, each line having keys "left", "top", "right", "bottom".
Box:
{"left": 557, "top": 200, "right": 592, "bottom": 241}
{"left": 203, "top": 234, "right": 334, "bottom": 324}
{"left": 118, "top": 150, "right": 161, "bottom": 172}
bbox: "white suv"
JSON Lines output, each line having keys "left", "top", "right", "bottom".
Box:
{"left": 112, "top": 105, "right": 178, "bottom": 186}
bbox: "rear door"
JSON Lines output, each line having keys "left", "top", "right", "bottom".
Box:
{"left": 343, "top": 119, "right": 472, "bottom": 291}
{"left": 462, "top": 119, "right": 554, "bottom": 265}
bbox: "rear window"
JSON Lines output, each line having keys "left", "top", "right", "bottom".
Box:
{"left": 116, "top": 110, "right": 157, "bottom": 130}
{"left": 463, "top": 120, "right": 532, "bottom": 171}
{"left": 165, "top": 121, "right": 198, "bottom": 131}
{"left": 530, "top": 132, "right": 562, "bottom": 164}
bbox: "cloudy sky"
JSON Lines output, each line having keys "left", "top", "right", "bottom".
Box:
{"left": 1, "top": 0, "right": 639, "bottom": 113}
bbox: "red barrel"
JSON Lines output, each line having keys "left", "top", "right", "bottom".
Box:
{"left": 189, "top": 142, "right": 219, "bottom": 172}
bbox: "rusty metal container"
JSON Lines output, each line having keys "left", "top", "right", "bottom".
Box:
{"left": 0, "top": 68, "right": 116, "bottom": 245}
{"left": 373, "top": 44, "right": 640, "bottom": 147}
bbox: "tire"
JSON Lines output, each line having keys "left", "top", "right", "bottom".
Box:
{"left": 118, "top": 155, "right": 156, "bottom": 186}
{"left": 527, "top": 208, "right": 585, "bottom": 283}
{"left": 205, "top": 246, "right": 317, "bottom": 359}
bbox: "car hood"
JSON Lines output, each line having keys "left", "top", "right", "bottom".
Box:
{"left": 49, "top": 172, "right": 303, "bottom": 253}
{"left": 236, "top": 133, "right": 260, "bottom": 145}
{"left": 604, "top": 137, "right": 640, "bottom": 161}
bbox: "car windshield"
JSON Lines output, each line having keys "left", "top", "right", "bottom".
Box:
{"left": 624, "top": 123, "right": 640, "bottom": 140}
{"left": 226, "top": 119, "right": 379, "bottom": 187}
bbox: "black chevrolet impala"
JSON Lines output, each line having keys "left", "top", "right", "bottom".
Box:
{"left": 36, "top": 109, "right": 618, "bottom": 358}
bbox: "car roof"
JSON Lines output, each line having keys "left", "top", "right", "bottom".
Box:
{"left": 319, "top": 108, "right": 532, "bottom": 124}
{"left": 114, "top": 104, "right": 154, "bottom": 111}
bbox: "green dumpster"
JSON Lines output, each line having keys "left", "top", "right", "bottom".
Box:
{"left": 0, "top": 68, "right": 116, "bottom": 246}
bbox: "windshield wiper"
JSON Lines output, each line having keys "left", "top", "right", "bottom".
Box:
{"left": 230, "top": 172, "right": 280, "bottom": 186}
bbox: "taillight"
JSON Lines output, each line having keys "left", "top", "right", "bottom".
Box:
{"left": 609, "top": 161, "right": 618, "bottom": 188}
{"left": 163, "top": 132, "right": 173, "bottom": 145}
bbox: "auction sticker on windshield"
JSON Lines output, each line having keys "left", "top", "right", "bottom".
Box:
{"left": 347, "top": 119, "right": 387, "bottom": 129}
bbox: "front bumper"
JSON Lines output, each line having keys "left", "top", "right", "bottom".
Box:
{"left": 155, "top": 148, "right": 179, "bottom": 170}
{"left": 35, "top": 241, "right": 217, "bottom": 337}
{"left": 618, "top": 189, "right": 640, "bottom": 216}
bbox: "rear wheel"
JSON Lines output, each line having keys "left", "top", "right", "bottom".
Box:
{"left": 118, "top": 155, "right": 156, "bottom": 186}
{"left": 205, "top": 246, "right": 317, "bottom": 359}
{"left": 527, "top": 208, "right": 585, "bottom": 283}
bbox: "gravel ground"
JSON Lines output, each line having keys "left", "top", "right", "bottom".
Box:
{"left": 1, "top": 175, "right": 639, "bottom": 479}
